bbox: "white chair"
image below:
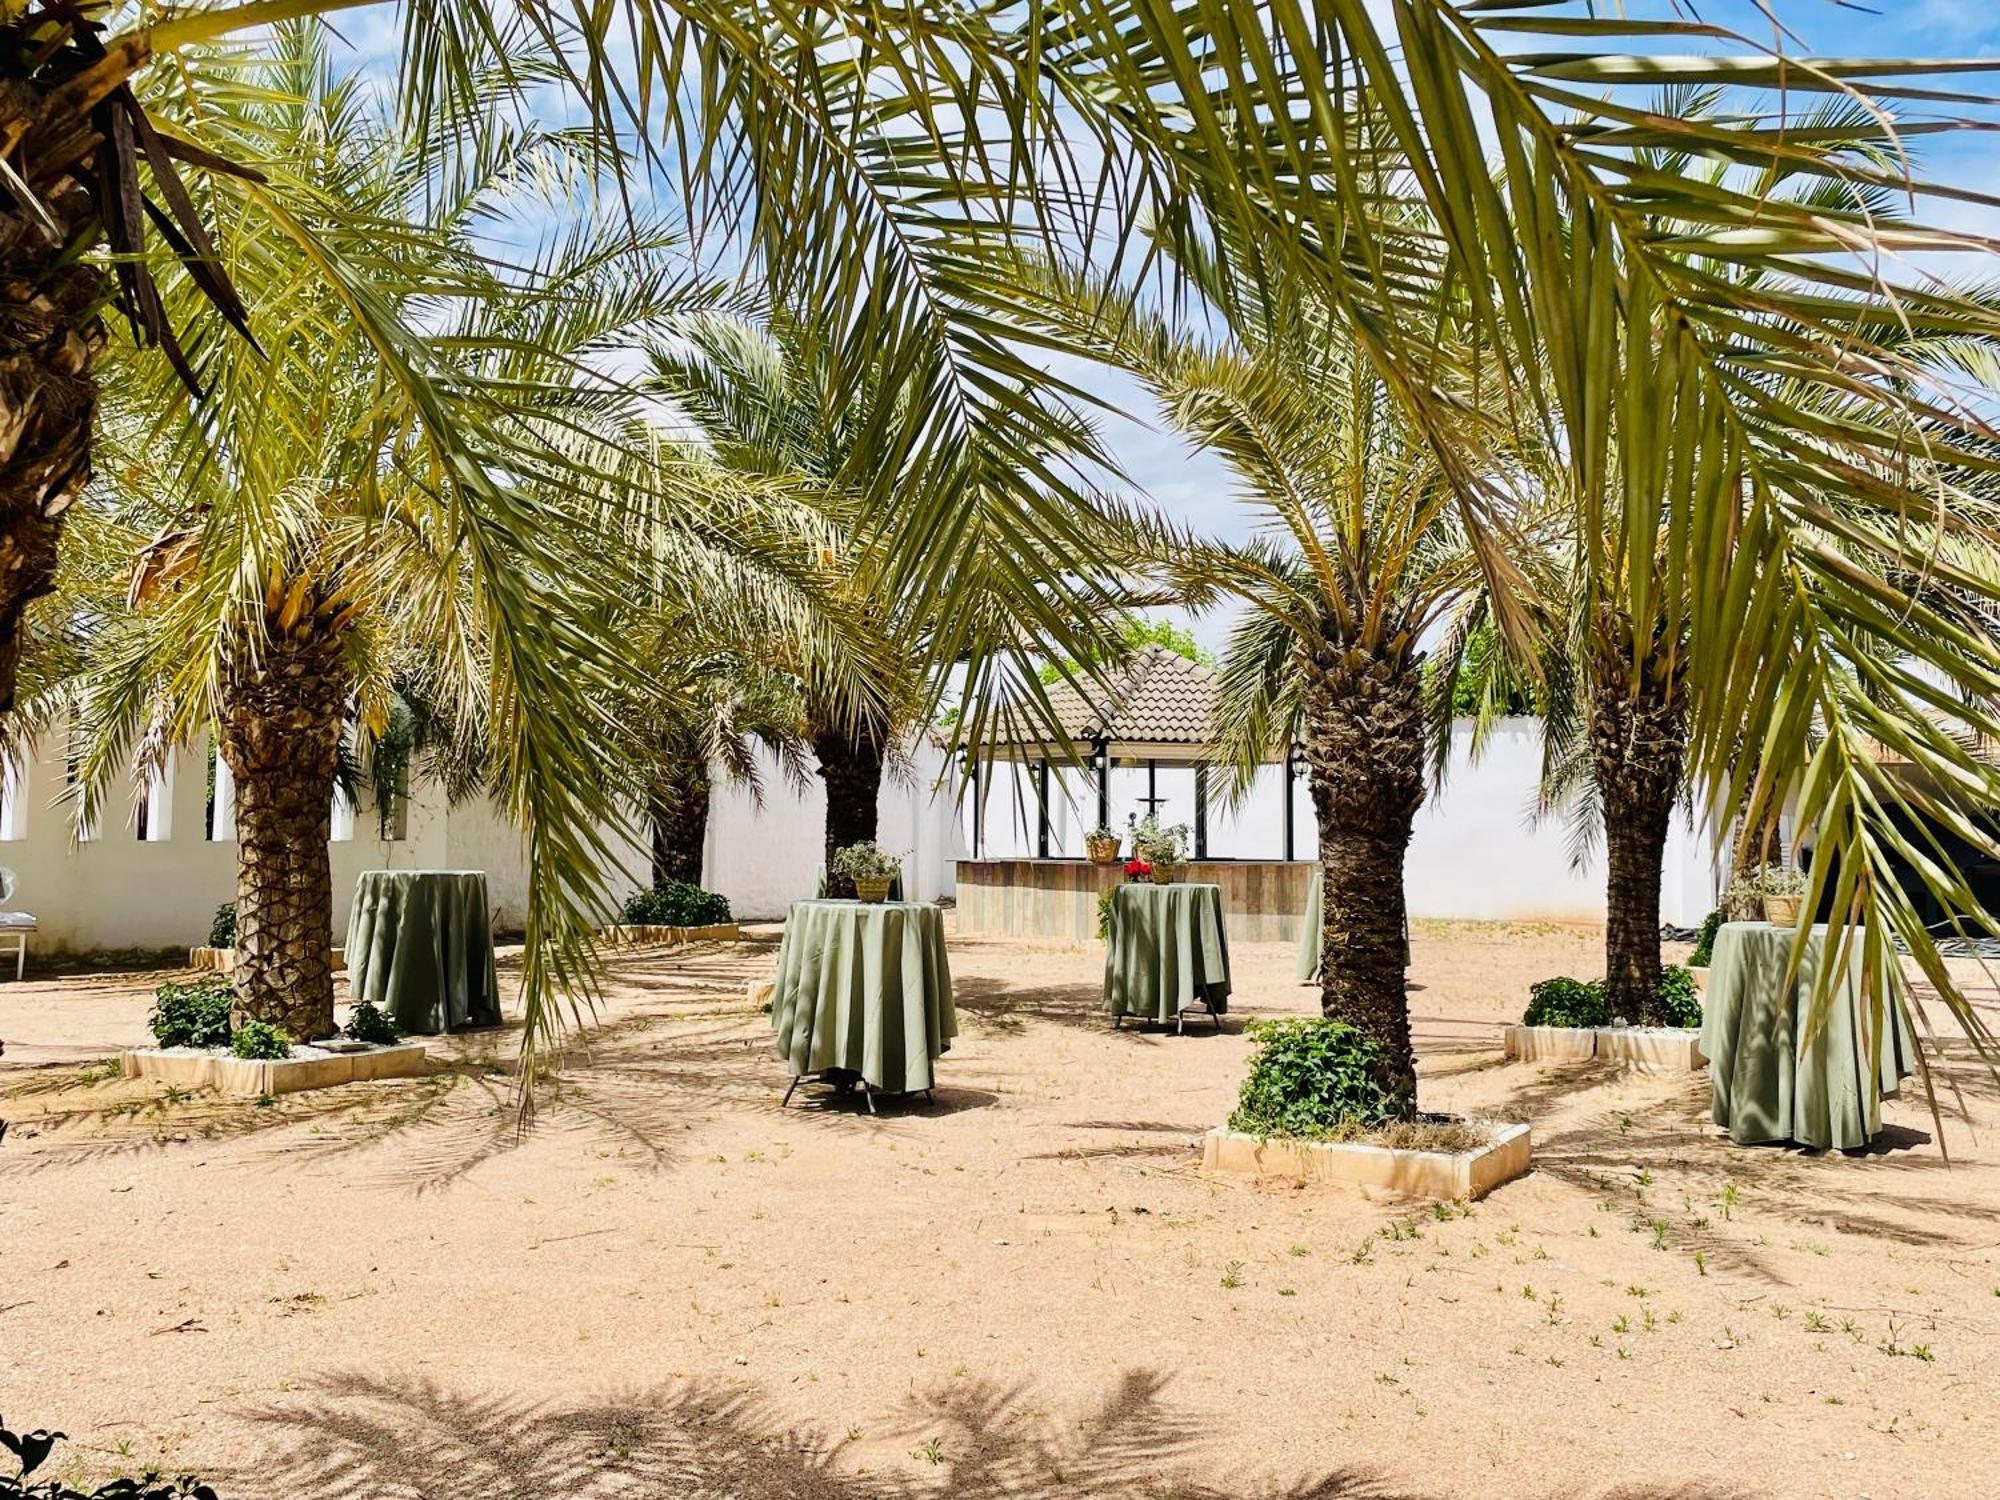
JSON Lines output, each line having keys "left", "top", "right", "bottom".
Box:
{"left": 0, "top": 867, "right": 35, "bottom": 980}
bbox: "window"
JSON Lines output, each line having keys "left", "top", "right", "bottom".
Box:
{"left": 136, "top": 760, "right": 171, "bottom": 841}
{"left": 207, "top": 748, "right": 234, "bottom": 842}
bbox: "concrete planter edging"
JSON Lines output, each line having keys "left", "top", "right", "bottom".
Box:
{"left": 599, "top": 922, "right": 740, "bottom": 948}
{"left": 1502, "top": 1024, "right": 1705, "bottom": 1071}
{"left": 122, "top": 1041, "right": 429, "bottom": 1097}
{"left": 1201, "top": 1122, "right": 1532, "bottom": 1201}
{"left": 186, "top": 947, "right": 346, "bottom": 975}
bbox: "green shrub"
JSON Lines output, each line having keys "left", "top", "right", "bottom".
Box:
{"left": 1657, "top": 965, "right": 1702, "bottom": 1028}
{"left": 1688, "top": 909, "right": 1723, "bottom": 968}
{"left": 207, "top": 901, "right": 236, "bottom": 949}
{"left": 228, "top": 1020, "right": 291, "bottom": 1060}
{"left": 149, "top": 977, "right": 234, "bottom": 1049}
{"left": 0, "top": 1416, "right": 217, "bottom": 1498}
{"left": 1523, "top": 976, "right": 1609, "bottom": 1029}
{"left": 343, "top": 1000, "right": 400, "bottom": 1045}
{"left": 619, "top": 880, "right": 732, "bottom": 927}
{"left": 1228, "top": 1017, "right": 1404, "bottom": 1138}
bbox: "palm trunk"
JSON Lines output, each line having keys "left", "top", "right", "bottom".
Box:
{"left": 0, "top": 201, "right": 106, "bottom": 718}
{"left": 813, "top": 716, "right": 885, "bottom": 898}
{"left": 1301, "top": 635, "right": 1426, "bottom": 1113}
{"left": 1591, "top": 658, "right": 1686, "bottom": 1027}
{"left": 649, "top": 756, "right": 712, "bottom": 886}
{"left": 218, "top": 626, "right": 349, "bottom": 1040}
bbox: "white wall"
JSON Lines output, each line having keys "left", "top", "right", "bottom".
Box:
{"left": 701, "top": 739, "right": 965, "bottom": 919}
{"left": 955, "top": 718, "right": 1722, "bottom": 927}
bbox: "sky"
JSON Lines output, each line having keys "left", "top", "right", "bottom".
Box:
{"left": 317, "top": 2, "right": 2000, "bottom": 660}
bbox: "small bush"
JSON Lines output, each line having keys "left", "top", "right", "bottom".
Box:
{"left": 149, "top": 977, "right": 234, "bottom": 1049}
{"left": 619, "top": 880, "right": 732, "bottom": 927}
{"left": 228, "top": 1021, "right": 291, "bottom": 1060}
{"left": 1657, "top": 965, "right": 1702, "bottom": 1028}
{"left": 207, "top": 901, "right": 237, "bottom": 950}
{"left": 1228, "top": 1017, "right": 1404, "bottom": 1139}
{"left": 342, "top": 1001, "right": 399, "bottom": 1046}
{"left": 1, "top": 1417, "right": 216, "bottom": 1499}
{"left": 1523, "top": 976, "right": 1608, "bottom": 1029}
{"left": 1688, "top": 909, "right": 1723, "bottom": 968}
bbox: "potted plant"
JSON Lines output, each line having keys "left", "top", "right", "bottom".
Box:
{"left": 1085, "top": 823, "right": 1122, "bottom": 864}
{"left": 1732, "top": 864, "right": 1810, "bottom": 927}
{"left": 832, "top": 841, "right": 904, "bottom": 903}
{"left": 1130, "top": 815, "right": 1190, "bottom": 884}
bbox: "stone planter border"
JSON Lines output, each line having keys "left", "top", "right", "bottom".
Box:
{"left": 187, "top": 947, "right": 345, "bottom": 975}
{"left": 599, "top": 922, "right": 740, "bottom": 948}
{"left": 122, "top": 1041, "right": 429, "bottom": 1097}
{"left": 1502, "top": 1024, "right": 1705, "bottom": 1071}
{"left": 1201, "top": 1122, "right": 1531, "bottom": 1201}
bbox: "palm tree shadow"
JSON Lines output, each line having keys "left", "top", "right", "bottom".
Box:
{"left": 227, "top": 1370, "right": 1755, "bottom": 1500}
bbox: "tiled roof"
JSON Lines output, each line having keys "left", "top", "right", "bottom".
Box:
{"left": 1036, "top": 645, "right": 1218, "bottom": 746}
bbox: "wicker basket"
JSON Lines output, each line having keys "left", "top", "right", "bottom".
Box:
{"left": 854, "top": 876, "right": 894, "bottom": 904}
{"left": 1762, "top": 894, "right": 1801, "bottom": 927}
{"left": 1086, "top": 835, "right": 1122, "bottom": 865}
{"left": 1147, "top": 864, "right": 1181, "bottom": 886}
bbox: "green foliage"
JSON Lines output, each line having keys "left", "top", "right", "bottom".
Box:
{"left": 830, "top": 842, "right": 902, "bottom": 883}
{"left": 1, "top": 1417, "right": 216, "bottom": 1499}
{"left": 1688, "top": 910, "right": 1723, "bottom": 968}
{"left": 619, "top": 881, "right": 732, "bottom": 927}
{"left": 1525, "top": 970, "right": 1700, "bottom": 1028}
{"left": 1228, "top": 1018, "right": 1403, "bottom": 1138}
{"left": 1096, "top": 886, "right": 1117, "bottom": 940}
{"left": 342, "top": 1002, "right": 400, "bottom": 1046}
{"left": 207, "top": 902, "right": 236, "bottom": 950}
{"left": 1035, "top": 614, "right": 1215, "bottom": 686}
{"left": 1439, "top": 620, "right": 1537, "bottom": 718}
{"left": 228, "top": 1021, "right": 292, "bottom": 1061}
{"left": 1657, "top": 966, "right": 1702, "bottom": 1029}
{"left": 1128, "top": 815, "right": 1188, "bottom": 868}
{"left": 149, "top": 977, "right": 233, "bottom": 1050}
{"left": 1522, "top": 976, "right": 1609, "bottom": 1029}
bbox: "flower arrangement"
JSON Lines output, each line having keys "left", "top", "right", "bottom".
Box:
{"left": 1085, "top": 823, "right": 1122, "bottom": 864}
{"left": 1123, "top": 857, "right": 1153, "bottom": 880}
{"left": 1129, "top": 815, "right": 1189, "bottom": 883}
{"left": 832, "top": 840, "right": 904, "bottom": 902}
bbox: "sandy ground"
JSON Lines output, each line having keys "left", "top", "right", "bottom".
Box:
{"left": 3, "top": 918, "right": 1998, "bottom": 1500}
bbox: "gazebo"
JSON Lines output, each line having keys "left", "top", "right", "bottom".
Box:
{"left": 956, "top": 646, "right": 1314, "bottom": 941}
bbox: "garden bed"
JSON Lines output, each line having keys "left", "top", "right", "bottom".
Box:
{"left": 599, "top": 922, "right": 740, "bottom": 948}
{"left": 187, "top": 946, "right": 345, "bottom": 974}
{"left": 121, "top": 1039, "right": 429, "bottom": 1096}
{"left": 1202, "top": 1120, "right": 1531, "bottom": 1201}
{"left": 1502, "top": 1025, "right": 1705, "bottom": 1071}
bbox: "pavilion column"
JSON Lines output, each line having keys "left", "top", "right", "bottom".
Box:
{"left": 1095, "top": 744, "right": 1109, "bottom": 830}
{"left": 1194, "top": 765, "right": 1208, "bottom": 859}
{"left": 1036, "top": 758, "right": 1050, "bottom": 858}
{"left": 1283, "top": 749, "right": 1297, "bottom": 861}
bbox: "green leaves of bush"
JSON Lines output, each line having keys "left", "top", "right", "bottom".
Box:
{"left": 1522, "top": 969, "right": 1701, "bottom": 1028}
{"left": 1688, "top": 909, "right": 1723, "bottom": 968}
{"left": 149, "top": 978, "right": 234, "bottom": 1049}
{"left": 1523, "top": 976, "right": 1609, "bottom": 1029}
{"left": 228, "top": 1021, "right": 291, "bottom": 1061}
{"left": 1228, "top": 1017, "right": 1403, "bottom": 1138}
{"left": 342, "top": 1001, "right": 400, "bottom": 1045}
{"left": 619, "top": 880, "right": 731, "bottom": 927}
{"left": 207, "top": 901, "right": 236, "bottom": 950}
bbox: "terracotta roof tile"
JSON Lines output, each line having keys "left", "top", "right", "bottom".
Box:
{"left": 1037, "top": 645, "right": 1218, "bottom": 746}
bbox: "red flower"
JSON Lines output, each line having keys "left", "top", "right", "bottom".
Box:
{"left": 1123, "top": 859, "right": 1152, "bottom": 878}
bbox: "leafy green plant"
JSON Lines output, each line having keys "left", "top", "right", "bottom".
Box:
{"left": 1657, "top": 966, "right": 1702, "bottom": 1028}
{"left": 1688, "top": 909, "right": 1723, "bottom": 968}
{"left": 228, "top": 1022, "right": 291, "bottom": 1061}
{"left": 1096, "top": 886, "right": 1117, "bottom": 940}
{"left": 830, "top": 841, "right": 903, "bottom": 884}
{"left": 1128, "top": 815, "right": 1188, "bottom": 868}
{"left": 149, "top": 978, "right": 234, "bottom": 1050}
{"left": 618, "top": 880, "right": 732, "bottom": 927}
{"left": 342, "top": 1002, "right": 400, "bottom": 1046}
{"left": 1522, "top": 977, "right": 1608, "bottom": 1029}
{"left": 207, "top": 902, "right": 236, "bottom": 950}
{"left": 1228, "top": 1017, "right": 1404, "bottom": 1138}
{"left": 1, "top": 1418, "right": 216, "bottom": 1498}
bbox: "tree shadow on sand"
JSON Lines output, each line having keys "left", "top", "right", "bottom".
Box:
{"left": 230, "top": 1369, "right": 1754, "bottom": 1500}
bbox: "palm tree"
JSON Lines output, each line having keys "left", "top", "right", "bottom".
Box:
{"left": 60, "top": 34, "right": 828, "bottom": 1040}
{"left": 1031, "top": 262, "right": 1494, "bottom": 1110}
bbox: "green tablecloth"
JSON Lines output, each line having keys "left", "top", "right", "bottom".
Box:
{"left": 771, "top": 899, "right": 955, "bottom": 1093}
{"left": 1103, "top": 882, "right": 1231, "bottom": 1025}
{"left": 345, "top": 870, "right": 501, "bottom": 1035}
{"left": 1295, "top": 869, "right": 1323, "bottom": 982}
{"left": 1701, "top": 922, "right": 1918, "bottom": 1150}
